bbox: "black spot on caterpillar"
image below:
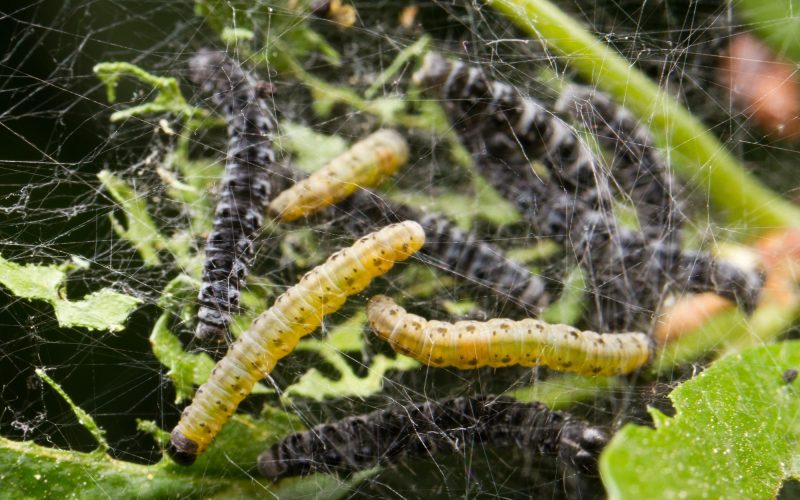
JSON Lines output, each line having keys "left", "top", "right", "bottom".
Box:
{"left": 330, "top": 190, "right": 553, "bottom": 313}
{"left": 555, "top": 86, "right": 678, "bottom": 237}
{"left": 188, "top": 50, "right": 280, "bottom": 342}
{"left": 783, "top": 369, "right": 798, "bottom": 384}
{"left": 257, "top": 395, "right": 608, "bottom": 481}
{"left": 168, "top": 222, "right": 425, "bottom": 464}
{"left": 367, "top": 295, "right": 653, "bottom": 376}
{"left": 269, "top": 129, "right": 409, "bottom": 222}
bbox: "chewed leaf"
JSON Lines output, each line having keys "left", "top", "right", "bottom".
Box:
{"left": 53, "top": 289, "right": 142, "bottom": 333}
{"left": 283, "top": 353, "right": 419, "bottom": 402}
{"left": 601, "top": 340, "right": 800, "bottom": 499}
{"left": 0, "top": 255, "right": 140, "bottom": 332}
{"left": 150, "top": 293, "right": 271, "bottom": 404}
{"left": 285, "top": 315, "right": 418, "bottom": 402}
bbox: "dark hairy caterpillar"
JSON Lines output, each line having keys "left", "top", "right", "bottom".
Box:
{"left": 555, "top": 85, "right": 677, "bottom": 236}
{"left": 332, "top": 190, "right": 553, "bottom": 313}
{"left": 188, "top": 50, "right": 280, "bottom": 342}
{"left": 413, "top": 52, "right": 606, "bottom": 194}
{"left": 269, "top": 129, "right": 409, "bottom": 222}
{"left": 169, "top": 222, "right": 425, "bottom": 464}
{"left": 368, "top": 295, "right": 653, "bottom": 376}
{"left": 257, "top": 395, "right": 608, "bottom": 480}
{"left": 415, "top": 54, "right": 763, "bottom": 329}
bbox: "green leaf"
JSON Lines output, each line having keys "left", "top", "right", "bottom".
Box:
{"left": 0, "top": 416, "right": 367, "bottom": 499}
{"left": 150, "top": 276, "right": 270, "bottom": 403}
{"left": 601, "top": 340, "right": 800, "bottom": 499}
{"left": 509, "top": 373, "right": 620, "bottom": 410}
{"left": 277, "top": 122, "right": 348, "bottom": 173}
{"left": 0, "top": 255, "right": 140, "bottom": 332}
{"left": 93, "top": 62, "right": 204, "bottom": 122}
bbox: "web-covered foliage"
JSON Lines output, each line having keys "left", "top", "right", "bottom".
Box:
{"left": 2, "top": 1, "right": 800, "bottom": 498}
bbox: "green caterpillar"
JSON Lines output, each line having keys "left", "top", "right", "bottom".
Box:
{"left": 169, "top": 222, "right": 425, "bottom": 464}
{"left": 368, "top": 295, "right": 652, "bottom": 376}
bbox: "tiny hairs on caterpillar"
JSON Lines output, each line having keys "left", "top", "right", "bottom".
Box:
{"left": 168, "top": 222, "right": 425, "bottom": 465}
{"left": 269, "top": 129, "right": 409, "bottom": 222}
{"left": 188, "top": 50, "right": 279, "bottom": 342}
{"left": 257, "top": 395, "right": 608, "bottom": 481}
{"left": 368, "top": 295, "right": 652, "bottom": 376}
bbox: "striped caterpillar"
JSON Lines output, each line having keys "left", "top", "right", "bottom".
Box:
{"left": 555, "top": 86, "right": 677, "bottom": 236}
{"left": 258, "top": 395, "right": 608, "bottom": 480}
{"left": 367, "top": 295, "right": 653, "bottom": 376}
{"left": 413, "top": 52, "right": 607, "bottom": 194}
{"left": 416, "top": 54, "right": 763, "bottom": 329}
{"left": 332, "top": 190, "right": 552, "bottom": 313}
{"left": 168, "top": 221, "right": 425, "bottom": 464}
{"left": 188, "top": 50, "right": 279, "bottom": 342}
{"left": 269, "top": 129, "right": 409, "bottom": 222}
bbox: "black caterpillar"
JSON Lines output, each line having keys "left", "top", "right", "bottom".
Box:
{"left": 257, "top": 395, "right": 608, "bottom": 481}
{"left": 415, "top": 53, "right": 763, "bottom": 330}
{"left": 555, "top": 85, "right": 677, "bottom": 237}
{"left": 188, "top": 50, "right": 280, "bottom": 342}
{"left": 331, "top": 189, "right": 553, "bottom": 313}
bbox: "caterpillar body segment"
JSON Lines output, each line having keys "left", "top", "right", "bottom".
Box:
{"left": 413, "top": 52, "right": 604, "bottom": 193}
{"left": 418, "top": 213, "right": 551, "bottom": 312}
{"left": 258, "top": 395, "right": 608, "bottom": 480}
{"left": 678, "top": 250, "right": 764, "bottom": 314}
{"left": 269, "top": 129, "right": 409, "bottom": 222}
{"left": 189, "top": 50, "right": 280, "bottom": 342}
{"left": 555, "top": 86, "right": 677, "bottom": 235}
{"left": 168, "top": 222, "right": 425, "bottom": 465}
{"left": 331, "top": 191, "right": 552, "bottom": 312}
{"left": 367, "top": 295, "right": 652, "bottom": 376}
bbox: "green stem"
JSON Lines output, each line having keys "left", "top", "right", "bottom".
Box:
{"left": 485, "top": 0, "right": 800, "bottom": 234}
{"left": 35, "top": 369, "right": 109, "bottom": 453}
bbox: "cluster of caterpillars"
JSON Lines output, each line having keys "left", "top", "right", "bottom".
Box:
{"left": 170, "top": 50, "right": 764, "bottom": 480}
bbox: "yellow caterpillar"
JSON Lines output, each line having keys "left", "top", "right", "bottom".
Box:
{"left": 367, "top": 295, "right": 652, "bottom": 376}
{"left": 269, "top": 129, "right": 409, "bottom": 221}
{"left": 169, "top": 222, "right": 425, "bottom": 464}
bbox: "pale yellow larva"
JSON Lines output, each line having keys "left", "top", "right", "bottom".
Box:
{"left": 269, "top": 129, "right": 409, "bottom": 222}
{"left": 367, "top": 295, "right": 652, "bottom": 377}
{"left": 169, "top": 222, "right": 425, "bottom": 464}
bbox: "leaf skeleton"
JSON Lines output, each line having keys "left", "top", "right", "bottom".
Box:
{"left": 368, "top": 295, "right": 653, "bottom": 376}
{"left": 188, "top": 50, "right": 281, "bottom": 342}
{"left": 258, "top": 395, "right": 608, "bottom": 481}
{"left": 168, "top": 221, "right": 425, "bottom": 464}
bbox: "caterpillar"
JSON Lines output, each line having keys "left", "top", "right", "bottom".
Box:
{"left": 188, "top": 50, "right": 279, "bottom": 342}
{"left": 269, "top": 129, "right": 409, "bottom": 222}
{"left": 168, "top": 221, "right": 425, "bottom": 465}
{"left": 258, "top": 395, "right": 608, "bottom": 480}
{"left": 417, "top": 213, "right": 551, "bottom": 313}
{"left": 413, "top": 52, "right": 607, "bottom": 194}
{"left": 416, "top": 57, "right": 763, "bottom": 330}
{"left": 678, "top": 250, "right": 764, "bottom": 314}
{"left": 555, "top": 86, "right": 678, "bottom": 236}
{"left": 367, "top": 295, "right": 652, "bottom": 376}
{"left": 331, "top": 190, "right": 552, "bottom": 313}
